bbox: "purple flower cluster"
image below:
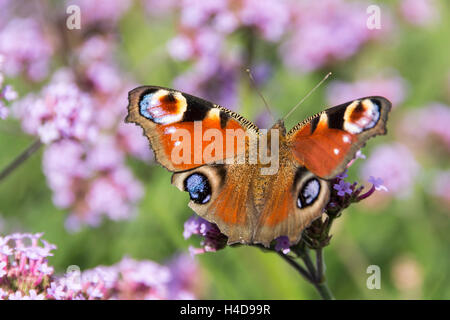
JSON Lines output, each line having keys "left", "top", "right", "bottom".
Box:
{"left": 43, "top": 139, "right": 144, "bottom": 231}
{"left": 13, "top": 66, "right": 147, "bottom": 230}
{"left": 162, "top": 0, "right": 289, "bottom": 62}
{"left": 431, "top": 171, "right": 450, "bottom": 209}
{"left": 47, "top": 257, "right": 186, "bottom": 300}
{"left": 326, "top": 72, "right": 408, "bottom": 108}
{"left": 399, "top": 0, "right": 439, "bottom": 26}
{"left": 280, "top": 0, "right": 390, "bottom": 72}
{"left": 395, "top": 103, "right": 450, "bottom": 208}
{"left": 360, "top": 143, "right": 419, "bottom": 198}
{"left": 274, "top": 236, "right": 291, "bottom": 254}
{"left": 153, "top": 0, "right": 392, "bottom": 108}
{"left": 0, "top": 232, "right": 202, "bottom": 300}
{"left": 15, "top": 71, "right": 96, "bottom": 144}
{"left": 5, "top": 9, "right": 152, "bottom": 230}
{"left": 66, "top": 0, "right": 132, "bottom": 27}
{"left": 0, "top": 17, "right": 53, "bottom": 81}
{"left": 0, "top": 54, "right": 18, "bottom": 119}
{"left": 183, "top": 215, "right": 227, "bottom": 255}
{"left": 174, "top": 56, "right": 240, "bottom": 109}
{"left": 0, "top": 233, "right": 55, "bottom": 300}
{"left": 399, "top": 103, "right": 450, "bottom": 151}
{"left": 330, "top": 155, "right": 388, "bottom": 208}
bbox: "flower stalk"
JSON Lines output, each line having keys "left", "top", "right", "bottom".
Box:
{"left": 0, "top": 139, "right": 42, "bottom": 182}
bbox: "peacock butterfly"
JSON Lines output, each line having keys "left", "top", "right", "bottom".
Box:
{"left": 126, "top": 85, "right": 391, "bottom": 247}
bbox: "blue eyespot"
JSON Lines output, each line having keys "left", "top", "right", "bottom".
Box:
{"left": 184, "top": 173, "right": 212, "bottom": 204}
{"left": 139, "top": 93, "right": 155, "bottom": 120}
{"left": 297, "top": 178, "right": 320, "bottom": 208}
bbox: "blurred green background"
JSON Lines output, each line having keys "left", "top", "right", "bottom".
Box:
{"left": 1, "top": 0, "right": 449, "bottom": 299}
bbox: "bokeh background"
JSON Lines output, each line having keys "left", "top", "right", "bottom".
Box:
{"left": 0, "top": 0, "right": 449, "bottom": 299}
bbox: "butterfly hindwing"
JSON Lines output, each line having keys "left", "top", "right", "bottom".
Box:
{"left": 253, "top": 163, "right": 330, "bottom": 246}
{"left": 171, "top": 163, "right": 259, "bottom": 244}
{"left": 287, "top": 97, "right": 391, "bottom": 179}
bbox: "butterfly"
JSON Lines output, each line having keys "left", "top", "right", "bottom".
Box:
{"left": 126, "top": 85, "right": 391, "bottom": 247}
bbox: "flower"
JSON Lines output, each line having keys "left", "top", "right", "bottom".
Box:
{"left": 14, "top": 70, "right": 96, "bottom": 144}
{"left": 333, "top": 180, "right": 353, "bottom": 197}
{"left": 0, "top": 233, "right": 56, "bottom": 299}
{"left": 0, "top": 260, "right": 6, "bottom": 277}
{"left": 47, "top": 282, "right": 66, "bottom": 300}
{"left": 0, "top": 54, "right": 17, "bottom": 119}
{"left": 0, "top": 288, "right": 6, "bottom": 299}
{"left": 0, "top": 232, "right": 203, "bottom": 300}
{"left": 391, "top": 255, "right": 423, "bottom": 298}
{"left": 0, "top": 17, "right": 53, "bottom": 81}
{"left": 27, "top": 290, "right": 45, "bottom": 300}
{"left": 399, "top": 0, "right": 439, "bottom": 27}
{"left": 280, "top": 0, "right": 390, "bottom": 72}
{"left": 183, "top": 215, "right": 228, "bottom": 254}
{"left": 360, "top": 143, "right": 419, "bottom": 198}
{"left": 166, "top": 254, "right": 203, "bottom": 300}
{"left": 43, "top": 139, "right": 144, "bottom": 231}
{"left": 238, "top": 0, "right": 290, "bottom": 42}
{"left": 398, "top": 103, "right": 450, "bottom": 151}
{"left": 9, "top": 291, "right": 24, "bottom": 300}
{"left": 275, "top": 236, "right": 291, "bottom": 254}
{"left": 368, "top": 176, "right": 388, "bottom": 192}
{"left": 430, "top": 170, "right": 450, "bottom": 208}
{"left": 174, "top": 57, "right": 239, "bottom": 109}
{"left": 66, "top": 0, "right": 132, "bottom": 26}
{"left": 326, "top": 72, "right": 408, "bottom": 108}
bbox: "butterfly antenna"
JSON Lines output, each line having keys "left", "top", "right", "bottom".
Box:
{"left": 245, "top": 68, "right": 275, "bottom": 122}
{"left": 283, "top": 72, "right": 332, "bottom": 121}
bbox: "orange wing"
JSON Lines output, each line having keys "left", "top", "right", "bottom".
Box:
{"left": 287, "top": 97, "right": 391, "bottom": 179}
{"left": 126, "top": 86, "right": 259, "bottom": 172}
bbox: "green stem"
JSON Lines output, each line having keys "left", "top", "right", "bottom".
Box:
{"left": 0, "top": 139, "right": 42, "bottom": 182}
{"left": 277, "top": 252, "right": 314, "bottom": 284}
{"left": 316, "top": 247, "right": 324, "bottom": 281}
{"left": 313, "top": 280, "right": 335, "bottom": 300}
{"left": 300, "top": 249, "right": 317, "bottom": 281}
{"left": 279, "top": 245, "right": 335, "bottom": 300}
{"left": 313, "top": 247, "right": 335, "bottom": 300}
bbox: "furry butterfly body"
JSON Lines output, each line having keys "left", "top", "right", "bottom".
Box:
{"left": 126, "top": 85, "right": 391, "bottom": 247}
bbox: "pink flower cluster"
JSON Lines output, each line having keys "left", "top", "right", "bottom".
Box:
{"left": 48, "top": 255, "right": 199, "bottom": 300}
{"left": 4, "top": 0, "right": 155, "bottom": 232}
{"left": 326, "top": 72, "right": 408, "bottom": 108}
{"left": 280, "top": 0, "right": 390, "bottom": 72}
{"left": 15, "top": 70, "right": 96, "bottom": 144}
{"left": 0, "top": 233, "right": 55, "bottom": 300}
{"left": 431, "top": 171, "right": 450, "bottom": 209}
{"left": 12, "top": 35, "right": 151, "bottom": 230}
{"left": 0, "top": 17, "right": 53, "bottom": 81}
{"left": 399, "top": 103, "right": 450, "bottom": 151}
{"left": 0, "top": 54, "right": 18, "bottom": 119}
{"left": 162, "top": 0, "right": 290, "bottom": 62}
{"left": 0, "top": 232, "right": 202, "bottom": 300}
{"left": 11, "top": 69, "right": 146, "bottom": 229}
{"left": 43, "top": 139, "right": 144, "bottom": 231}
{"left": 66, "top": 0, "right": 132, "bottom": 27}
{"left": 399, "top": 0, "right": 439, "bottom": 26}
{"left": 150, "top": 0, "right": 391, "bottom": 109}
{"left": 360, "top": 143, "right": 419, "bottom": 198}
{"left": 396, "top": 104, "right": 450, "bottom": 208}
{"left": 183, "top": 215, "right": 227, "bottom": 255}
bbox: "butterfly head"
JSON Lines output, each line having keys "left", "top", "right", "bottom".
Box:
{"left": 269, "top": 119, "right": 287, "bottom": 136}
